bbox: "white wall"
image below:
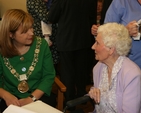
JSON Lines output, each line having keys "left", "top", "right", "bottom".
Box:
{"left": 0, "top": 0, "right": 27, "bottom": 18}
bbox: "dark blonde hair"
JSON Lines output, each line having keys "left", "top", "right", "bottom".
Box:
{"left": 0, "top": 9, "right": 34, "bottom": 57}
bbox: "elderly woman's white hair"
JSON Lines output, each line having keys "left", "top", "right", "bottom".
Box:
{"left": 97, "top": 22, "right": 132, "bottom": 56}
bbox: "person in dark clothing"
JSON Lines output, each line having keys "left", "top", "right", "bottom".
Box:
{"left": 48, "top": 0, "right": 97, "bottom": 107}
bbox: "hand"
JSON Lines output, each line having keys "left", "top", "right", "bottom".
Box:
{"left": 91, "top": 24, "right": 99, "bottom": 36}
{"left": 19, "top": 97, "right": 33, "bottom": 106}
{"left": 3, "top": 93, "right": 21, "bottom": 107}
{"left": 88, "top": 87, "right": 100, "bottom": 104}
{"left": 45, "top": 36, "right": 53, "bottom": 46}
{"left": 126, "top": 21, "right": 138, "bottom": 37}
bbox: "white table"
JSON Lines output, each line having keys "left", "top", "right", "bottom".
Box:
{"left": 3, "top": 101, "right": 63, "bottom": 113}
{"left": 22, "top": 101, "right": 63, "bottom": 113}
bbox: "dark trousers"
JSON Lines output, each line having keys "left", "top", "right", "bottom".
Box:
{"left": 0, "top": 93, "right": 56, "bottom": 112}
{"left": 59, "top": 48, "right": 94, "bottom": 103}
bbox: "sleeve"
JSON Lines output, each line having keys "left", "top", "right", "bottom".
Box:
{"left": 26, "top": 0, "right": 49, "bottom": 23}
{"left": 104, "top": 0, "right": 125, "bottom": 23}
{"left": 122, "top": 69, "right": 141, "bottom": 113}
{"left": 48, "top": 0, "right": 62, "bottom": 23}
{"left": 37, "top": 39, "right": 55, "bottom": 96}
{"left": 93, "top": 62, "right": 103, "bottom": 88}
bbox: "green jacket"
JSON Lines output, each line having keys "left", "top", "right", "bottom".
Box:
{"left": 0, "top": 37, "right": 55, "bottom": 98}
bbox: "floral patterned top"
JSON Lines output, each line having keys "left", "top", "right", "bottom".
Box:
{"left": 26, "top": 0, "right": 59, "bottom": 64}
{"left": 96, "top": 56, "right": 125, "bottom": 113}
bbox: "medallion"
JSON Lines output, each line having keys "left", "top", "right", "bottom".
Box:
{"left": 18, "top": 80, "right": 29, "bottom": 93}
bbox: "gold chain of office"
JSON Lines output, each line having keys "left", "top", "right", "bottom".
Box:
{"left": 3, "top": 37, "right": 41, "bottom": 81}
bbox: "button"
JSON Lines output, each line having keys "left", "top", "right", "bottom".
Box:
{"left": 22, "top": 67, "right": 26, "bottom": 72}
{"left": 20, "top": 57, "right": 24, "bottom": 61}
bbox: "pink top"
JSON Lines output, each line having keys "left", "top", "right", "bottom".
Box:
{"left": 92, "top": 57, "right": 141, "bottom": 113}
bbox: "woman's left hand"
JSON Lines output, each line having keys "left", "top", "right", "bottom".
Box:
{"left": 88, "top": 87, "right": 100, "bottom": 104}
{"left": 19, "top": 97, "right": 33, "bottom": 106}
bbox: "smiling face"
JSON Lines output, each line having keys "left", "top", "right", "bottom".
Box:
{"left": 11, "top": 24, "right": 34, "bottom": 47}
{"left": 92, "top": 33, "right": 111, "bottom": 62}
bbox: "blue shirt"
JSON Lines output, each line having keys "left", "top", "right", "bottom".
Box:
{"left": 104, "top": 0, "right": 141, "bottom": 68}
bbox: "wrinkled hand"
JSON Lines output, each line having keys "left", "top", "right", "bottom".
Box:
{"left": 126, "top": 21, "right": 138, "bottom": 37}
{"left": 88, "top": 87, "right": 100, "bottom": 104}
{"left": 91, "top": 24, "right": 99, "bottom": 36}
{"left": 4, "top": 93, "right": 21, "bottom": 107}
{"left": 19, "top": 97, "right": 33, "bottom": 106}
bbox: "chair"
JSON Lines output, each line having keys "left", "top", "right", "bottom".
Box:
{"left": 62, "top": 84, "right": 94, "bottom": 113}
{"left": 63, "top": 95, "right": 94, "bottom": 113}
{"left": 53, "top": 76, "right": 66, "bottom": 111}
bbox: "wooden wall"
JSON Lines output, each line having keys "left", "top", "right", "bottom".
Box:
{"left": 0, "top": 0, "right": 27, "bottom": 18}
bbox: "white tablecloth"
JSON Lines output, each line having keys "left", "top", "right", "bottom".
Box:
{"left": 3, "top": 101, "right": 63, "bottom": 113}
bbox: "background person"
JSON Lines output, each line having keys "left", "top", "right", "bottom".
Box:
{"left": 104, "top": 0, "right": 141, "bottom": 69}
{"left": 26, "top": 0, "right": 60, "bottom": 68}
{"left": 92, "top": 0, "right": 141, "bottom": 69}
{"left": 48, "top": 0, "right": 98, "bottom": 108}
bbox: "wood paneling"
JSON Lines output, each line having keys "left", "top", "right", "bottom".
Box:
{"left": 0, "top": 0, "right": 27, "bottom": 17}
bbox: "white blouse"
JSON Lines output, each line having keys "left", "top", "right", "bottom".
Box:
{"left": 95, "top": 56, "right": 125, "bottom": 113}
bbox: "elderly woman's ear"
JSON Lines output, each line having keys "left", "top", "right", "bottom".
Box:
{"left": 105, "top": 46, "right": 115, "bottom": 55}
{"left": 109, "top": 47, "right": 115, "bottom": 55}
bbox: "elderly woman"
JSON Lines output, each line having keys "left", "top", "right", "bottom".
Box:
{"left": 89, "top": 23, "right": 141, "bottom": 113}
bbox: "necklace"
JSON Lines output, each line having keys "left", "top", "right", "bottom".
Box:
{"left": 3, "top": 37, "right": 41, "bottom": 93}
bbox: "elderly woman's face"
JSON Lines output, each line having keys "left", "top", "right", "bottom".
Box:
{"left": 92, "top": 33, "right": 110, "bottom": 62}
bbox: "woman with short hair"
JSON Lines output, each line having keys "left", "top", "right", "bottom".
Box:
{"left": 89, "top": 23, "right": 141, "bottom": 113}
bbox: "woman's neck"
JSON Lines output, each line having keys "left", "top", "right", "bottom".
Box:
{"left": 105, "top": 55, "right": 119, "bottom": 70}
{"left": 14, "top": 45, "right": 30, "bottom": 55}
{"left": 106, "top": 55, "right": 119, "bottom": 83}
